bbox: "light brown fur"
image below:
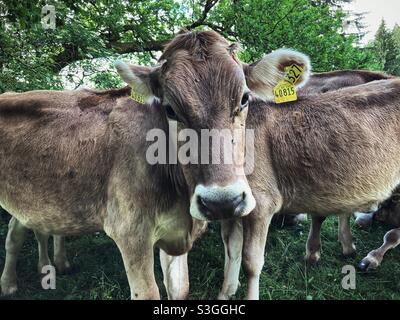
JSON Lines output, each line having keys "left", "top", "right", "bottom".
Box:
{"left": 0, "top": 31, "right": 307, "bottom": 299}
{"left": 0, "top": 87, "right": 208, "bottom": 298}
{"left": 236, "top": 79, "right": 400, "bottom": 299}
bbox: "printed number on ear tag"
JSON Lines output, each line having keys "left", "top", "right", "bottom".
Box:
{"left": 284, "top": 64, "right": 304, "bottom": 86}
{"left": 274, "top": 82, "right": 297, "bottom": 104}
{"left": 131, "top": 90, "right": 145, "bottom": 104}
{"left": 274, "top": 64, "right": 303, "bottom": 104}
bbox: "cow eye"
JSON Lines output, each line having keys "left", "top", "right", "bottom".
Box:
{"left": 165, "top": 105, "right": 179, "bottom": 121}
{"left": 240, "top": 92, "right": 250, "bottom": 111}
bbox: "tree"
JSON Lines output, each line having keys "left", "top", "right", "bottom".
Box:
{"left": 392, "top": 24, "right": 400, "bottom": 48}
{"left": 0, "top": 0, "right": 374, "bottom": 92}
{"left": 373, "top": 19, "right": 400, "bottom": 75}
{"left": 207, "top": 0, "right": 372, "bottom": 71}
{"left": 392, "top": 24, "right": 400, "bottom": 74}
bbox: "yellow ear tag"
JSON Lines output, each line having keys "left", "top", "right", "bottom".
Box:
{"left": 273, "top": 64, "right": 304, "bottom": 104}
{"left": 130, "top": 88, "right": 146, "bottom": 104}
{"left": 274, "top": 81, "right": 297, "bottom": 104}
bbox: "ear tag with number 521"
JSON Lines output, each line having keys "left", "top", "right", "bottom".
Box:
{"left": 273, "top": 64, "right": 304, "bottom": 104}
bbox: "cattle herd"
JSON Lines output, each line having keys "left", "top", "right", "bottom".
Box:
{"left": 0, "top": 30, "right": 400, "bottom": 300}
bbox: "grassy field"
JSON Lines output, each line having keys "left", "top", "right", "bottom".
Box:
{"left": 0, "top": 210, "right": 399, "bottom": 300}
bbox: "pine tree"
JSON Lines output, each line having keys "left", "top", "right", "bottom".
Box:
{"left": 374, "top": 19, "right": 400, "bottom": 75}
{"left": 392, "top": 24, "right": 400, "bottom": 53}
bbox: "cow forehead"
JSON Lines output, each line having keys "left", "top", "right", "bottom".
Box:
{"left": 163, "top": 48, "right": 242, "bottom": 76}
{"left": 161, "top": 54, "right": 245, "bottom": 102}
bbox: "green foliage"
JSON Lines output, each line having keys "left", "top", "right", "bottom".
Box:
{"left": 371, "top": 20, "right": 400, "bottom": 76}
{"left": 208, "top": 0, "right": 371, "bottom": 71}
{"left": 0, "top": 0, "right": 384, "bottom": 93}
{"left": 0, "top": 0, "right": 188, "bottom": 92}
{"left": 393, "top": 24, "right": 400, "bottom": 49}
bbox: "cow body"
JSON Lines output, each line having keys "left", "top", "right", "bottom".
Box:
{"left": 222, "top": 79, "right": 400, "bottom": 299}
{"left": 272, "top": 70, "right": 393, "bottom": 225}
{"left": 0, "top": 87, "right": 206, "bottom": 298}
{"left": 266, "top": 85, "right": 400, "bottom": 216}
{"left": 0, "top": 88, "right": 192, "bottom": 245}
{"left": 301, "top": 70, "right": 394, "bottom": 94}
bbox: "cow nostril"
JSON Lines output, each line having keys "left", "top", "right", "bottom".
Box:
{"left": 197, "top": 195, "right": 209, "bottom": 211}
{"left": 196, "top": 191, "right": 248, "bottom": 219}
{"left": 231, "top": 193, "right": 244, "bottom": 207}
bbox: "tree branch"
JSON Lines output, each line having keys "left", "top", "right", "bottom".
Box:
{"left": 187, "top": 0, "right": 220, "bottom": 30}
{"left": 53, "top": 0, "right": 222, "bottom": 72}
{"left": 266, "top": 0, "right": 301, "bottom": 37}
{"left": 204, "top": 22, "right": 237, "bottom": 38}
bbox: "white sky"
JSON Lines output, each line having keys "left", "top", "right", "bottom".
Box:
{"left": 344, "top": 0, "right": 400, "bottom": 43}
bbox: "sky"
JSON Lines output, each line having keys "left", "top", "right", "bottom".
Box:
{"left": 344, "top": 0, "right": 400, "bottom": 43}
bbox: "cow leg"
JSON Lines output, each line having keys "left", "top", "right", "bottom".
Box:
{"left": 242, "top": 194, "right": 275, "bottom": 300}
{"left": 218, "top": 218, "right": 243, "bottom": 300}
{"left": 53, "top": 236, "right": 71, "bottom": 274}
{"left": 106, "top": 223, "right": 159, "bottom": 300}
{"left": 33, "top": 230, "right": 51, "bottom": 273}
{"left": 338, "top": 214, "right": 356, "bottom": 256}
{"left": 305, "top": 215, "right": 326, "bottom": 265}
{"left": 359, "top": 228, "right": 400, "bottom": 271}
{"left": 116, "top": 241, "right": 159, "bottom": 299}
{"left": 160, "top": 250, "right": 189, "bottom": 300}
{"left": 1, "top": 217, "right": 28, "bottom": 295}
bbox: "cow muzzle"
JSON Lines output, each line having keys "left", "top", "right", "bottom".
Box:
{"left": 190, "top": 180, "right": 256, "bottom": 221}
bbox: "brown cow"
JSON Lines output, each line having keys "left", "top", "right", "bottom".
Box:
{"left": 219, "top": 78, "right": 400, "bottom": 299}
{"left": 0, "top": 31, "right": 310, "bottom": 299}
{"left": 298, "top": 70, "right": 394, "bottom": 265}
{"left": 5, "top": 69, "right": 391, "bottom": 299}
{"left": 3, "top": 70, "right": 389, "bottom": 298}
{"left": 268, "top": 70, "right": 394, "bottom": 263}
{"left": 218, "top": 70, "right": 396, "bottom": 299}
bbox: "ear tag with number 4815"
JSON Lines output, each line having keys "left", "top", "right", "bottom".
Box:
{"left": 273, "top": 64, "right": 304, "bottom": 104}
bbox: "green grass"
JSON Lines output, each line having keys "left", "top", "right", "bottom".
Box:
{"left": 0, "top": 211, "right": 399, "bottom": 300}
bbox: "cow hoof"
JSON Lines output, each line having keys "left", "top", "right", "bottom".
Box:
{"left": 358, "top": 257, "right": 379, "bottom": 272}
{"left": 342, "top": 249, "right": 357, "bottom": 258}
{"left": 305, "top": 253, "right": 320, "bottom": 266}
{"left": 1, "top": 283, "right": 17, "bottom": 296}
{"left": 217, "top": 293, "right": 230, "bottom": 300}
{"left": 55, "top": 260, "right": 74, "bottom": 275}
{"left": 358, "top": 260, "right": 370, "bottom": 272}
{"left": 342, "top": 242, "right": 357, "bottom": 258}
{"left": 217, "top": 283, "right": 239, "bottom": 300}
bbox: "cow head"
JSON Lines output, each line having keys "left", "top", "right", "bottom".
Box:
{"left": 116, "top": 31, "right": 310, "bottom": 221}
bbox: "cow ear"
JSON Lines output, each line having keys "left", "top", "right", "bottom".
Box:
{"left": 114, "top": 60, "right": 161, "bottom": 103}
{"left": 245, "top": 49, "right": 311, "bottom": 100}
